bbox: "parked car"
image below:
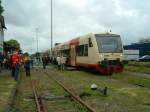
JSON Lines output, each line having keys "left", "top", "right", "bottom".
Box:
{"left": 137, "top": 55, "right": 150, "bottom": 62}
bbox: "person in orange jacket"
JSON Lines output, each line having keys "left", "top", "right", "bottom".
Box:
{"left": 10, "top": 49, "right": 21, "bottom": 81}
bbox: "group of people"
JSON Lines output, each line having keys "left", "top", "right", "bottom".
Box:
{"left": 56, "top": 55, "right": 67, "bottom": 70}
{"left": 10, "top": 50, "right": 34, "bottom": 81}
{"left": 1, "top": 49, "right": 68, "bottom": 81}
{"left": 0, "top": 49, "right": 32, "bottom": 81}
{"left": 0, "top": 52, "right": 11, "bottom": 72}
{"left": 10, "top": 50, "right": 53, "bottom": 81}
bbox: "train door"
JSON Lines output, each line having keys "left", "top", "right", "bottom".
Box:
{"left": 70, "top": 45, "right": 76, "bottom": 66}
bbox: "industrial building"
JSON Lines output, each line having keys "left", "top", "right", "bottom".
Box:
{"left": 124, "top": 41, "right": 150, "bottom": 57}
{"left": 123, "top": 50, "right": 139, "bottom": 60}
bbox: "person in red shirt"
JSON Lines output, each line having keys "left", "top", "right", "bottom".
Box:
{"left": 10, "top": 49, "right": 21, "bottom": 81}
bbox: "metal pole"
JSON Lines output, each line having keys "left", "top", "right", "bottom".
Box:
{"left": 36, "top": 28, "right": 39, "bottom": 53}
{"left": 51, "top": 0, "right": 53, "bottom": 52}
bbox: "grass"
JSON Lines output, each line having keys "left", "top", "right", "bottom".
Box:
{"left": 112, "top": 72, "right": 150, "bottom": 88}
{"left": 49, "top": 65, "right": 150, "bottom": 112}
{"left": 4, "top": 68, "right": 88, "bottom": 112}
{"left": 12, "top": 70, "right": 36, "bottom": 112}
{"left": 125, "top": 65, "right": 150, "bottom": 74}
{"left": 1, "top": 64, "right": 149, "bottom": 112}
{"left": 128, "top": 61, "right": 150, "bottom": 67}
{"left": 125, "top": 61, "right": 150, "bottom": 74}
{"left": 0, "top": 73, "right": 16, "bottom": 112}
{"left": 31, "top": 68, "right": 88, "bottom": 112}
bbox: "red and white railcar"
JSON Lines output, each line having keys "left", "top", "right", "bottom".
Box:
{"left": 52, "top": 33, "right": 124, "bottom": 74}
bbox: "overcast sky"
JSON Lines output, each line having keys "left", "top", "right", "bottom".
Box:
{"left": 2, "top": 0, "right": 150, "bottom": 53}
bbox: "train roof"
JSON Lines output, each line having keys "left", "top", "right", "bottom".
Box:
{"left": 53, "top": 32, "right": 120, "bottom": 49}
{"left": 94, "top": 33, "right": 120, "bottom": 37}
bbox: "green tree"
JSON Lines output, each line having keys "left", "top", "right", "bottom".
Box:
{"left": 24, "top": 52, "right": 29, "bottom": 56}
{"left": 0, "top": 0, "right": 4, "bottom": 15}
{"left": 4, "top": 39, "right": 20, "bottom": 53}
{"left": 30, "top": 52, "right": 41, "bottom": 59}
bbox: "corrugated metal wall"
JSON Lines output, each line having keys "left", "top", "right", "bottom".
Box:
{"left": 124, "top": 43, "right": 150, "bottom": 56}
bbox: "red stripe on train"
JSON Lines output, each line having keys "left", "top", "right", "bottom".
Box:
{"left": 76, "top": 63, "right": 124, "bottom": 74}
{"left": 70, "top": 38, "right": 80, "bottom": 45}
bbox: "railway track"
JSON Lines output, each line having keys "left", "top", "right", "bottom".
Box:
{"left": 43, "top": 70, "right": 96, "bottom": 112}
{"left": 29, "top": 67, "right": 96, "bottom": 112}
{"left": 29, "top": 76, "right": 48, "bottom": 112}
{"left": 45, "top": 65, "right": 150, "bottom": 111}
{"left": 4, "top": 65, "right": 150, "bottom": 112}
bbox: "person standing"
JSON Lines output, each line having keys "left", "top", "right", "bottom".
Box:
{"left": 10, "top": 49, "right": 21, "bottom": 81}
{"left": 24, "top": 54, "right": 31, "bottom": 77}
{"left": 60, "top": 55, "right": 66, "bottom": 71}
{"left": 42, "top": 55, "right": 47, "bottom": 69}
{"left": 56, "top": 55, "right": 61, "bottom": 70}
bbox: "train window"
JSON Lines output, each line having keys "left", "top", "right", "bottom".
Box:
{"left": 84, "top": 44, "right": 88, "bottom": 56}
{"left": 76, "top": 45, "right": 84, "bottom": 56}
{"left": 62, "top": 49, "right": 70, "bottom": 56}
{"left": 96, "top": 36, "right": 123, "bottom": 53}
{"left": 76, "top": 44, "right": 88, "bottom": 56}
{"left": 76, "top": 46, "right": 79, "bottom": 54}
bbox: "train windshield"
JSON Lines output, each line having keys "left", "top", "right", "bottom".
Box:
{"left": 96, "top": 36, "right": 123, "bottom": 53}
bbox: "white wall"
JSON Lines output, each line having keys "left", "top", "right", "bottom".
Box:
{"left": 123, "top": 50, "right": 139, "bottom": 60}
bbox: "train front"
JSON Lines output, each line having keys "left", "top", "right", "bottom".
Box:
{"left": 95, "top": 34, "right": 124, "bottom": 74}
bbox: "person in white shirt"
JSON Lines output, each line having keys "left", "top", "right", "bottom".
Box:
{"left": 60, "top": 55, "right": 66, "bottom": 70}
{"left": 56, "top": 56, "right": 61, "bottom": 70}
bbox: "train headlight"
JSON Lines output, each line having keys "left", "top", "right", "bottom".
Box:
{"left": 120, "top": 54, "right": 123, "bottom": 57}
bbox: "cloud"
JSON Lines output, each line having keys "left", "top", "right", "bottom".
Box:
{"left": 2, "top": 0, "right": 150, "bottom": 53}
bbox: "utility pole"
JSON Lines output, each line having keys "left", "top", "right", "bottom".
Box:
{"left": 51, "top": 0, "right": 53, "bottom": 52}
{"left": 35, "top": 28, "right": 39, "bottom": 53}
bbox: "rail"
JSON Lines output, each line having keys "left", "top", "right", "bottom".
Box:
{"left": 44, "top": 71, "right": 96, "bottom": 112}
{"left": 30, "top": 77, "right": 47, "bottom": 112}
